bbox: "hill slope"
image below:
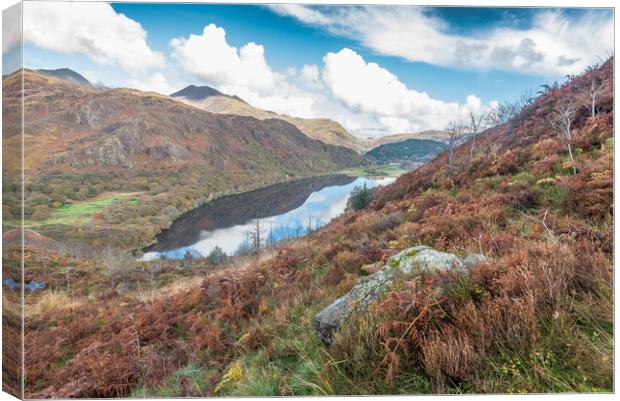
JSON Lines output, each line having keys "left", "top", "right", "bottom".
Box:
{"left": 2, "top": 70, "right": 363, "bottom": 250}
{"left": 365, "top": 138, "right": 448, "bottom": 164}
{"left": 3, "top": 70, "right": 362, "bottom": 175}
{"left": 35, "top": 68, "right": 92, "bottom": 86}
{"left": 364, "top": 130, "right": 450, "bottom": 149}
{"left": 171, "top": 85, "right": 367, "bottom": 153}
{"left": 8, "top": 60, "right": 613, "bottom": 398}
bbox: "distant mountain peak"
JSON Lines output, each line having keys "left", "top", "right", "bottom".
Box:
{"left": 35, "top": 68, "right": 92, "bottom": 86}
{"left": 170, "top": 84, "right": 225, "bottom": 100}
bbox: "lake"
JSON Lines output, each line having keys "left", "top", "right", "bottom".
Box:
{"left": 142, "top": 174, "right": 396, "bottom": 260}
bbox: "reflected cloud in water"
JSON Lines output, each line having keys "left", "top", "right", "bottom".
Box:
{"left": 142, "top": 176, "right": 395, "bottom": 260}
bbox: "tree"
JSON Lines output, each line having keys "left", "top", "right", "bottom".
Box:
{"left": 306, "top": 213, "right": 313, "bottom": 235}
{"left": 349, "top": 184, "right": 373, "bottom": 211}
{"left": 31, "top": 204, "right": 50, "bottom": 220}
{"left": 446, "top": 120, "right": 466, "bottom": 173}
{"left": 484, "top": 107, "right": 503, "bottom": 129}
{"left": 248, "top": 217, "right": 266, "bottom": 255}
{"left": 588, "top": 78, "right": 605, "bottom": 117}
{"left": 553, "top": 102, "right": 578, "bottom": 175}
{"left": 468, "top": 111, "right": 485, "bottom": 159}
{"left": 206, "top": 246, "right": 227, "bottom": 265}
{"left": 101, "top": 247, "right": 134, "bottom": 288}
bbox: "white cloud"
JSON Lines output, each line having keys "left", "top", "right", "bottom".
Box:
{"left": 322, "top": 48, "right": 494, "bottom": 132}
{"left": 2, "top": 3, "right": 21, "bottom": 55}
{"left": 170, "top": 24, "right": 277, "bottom": 94}
{"left": 23, "top": 2, "right": 164, "bottom": 74}
{"left": 170, "top": 24, "right": 495, "bottom": 136}
{"left": 170, "top": 23, "right": 317, "bottom": 118}
{"left": 301, "top": 64, "right": 321, "bottom": 86}
{"left": 269, "top": 4, "right": 331, "bottom": 25}
{"left": 127, "top": 73, "right": 175, "bottom": 95}
{"left": 269, "top": 5, "right": 613, "bottom": 76}
{"left": 2, "top": 3, "right": 22, "bottom": 74}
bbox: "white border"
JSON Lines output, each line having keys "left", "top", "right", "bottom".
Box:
{"left": 0, "top": 1, "right": 617, "bottom": 401}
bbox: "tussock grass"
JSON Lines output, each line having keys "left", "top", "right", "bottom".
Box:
{"left": 27, "top": 290, "right": 86, "bottom": 317}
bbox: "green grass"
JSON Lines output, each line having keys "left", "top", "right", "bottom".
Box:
{"left": 342, "top": 163, "right": 408, "bottom": 178}
{"left": 131, "top": 363, "right": 211, "bottom": 397}
{"left": 35, "top": 193, "right": 140, "bottom": 227}
{"left": 220, "top": 302, "right": 361, "bottom": 397}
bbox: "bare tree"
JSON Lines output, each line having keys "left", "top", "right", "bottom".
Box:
{"left": 484, "top": 108, "right": 503, "bottom": 129}
{"left": 101, "top": 246, "right": 134, "bottom": 288}
{"left": 588, "top": 78, "right": 605, "bottom": 117}
{"left": 468, "top": 111, "right": 485, "bottom": 159}
{"left": 446, "top": 120, "right": 466, "bottom": 173}
{"left": 552, "top": 103, "right": 578, "bottom": 175}
{"left": 248, "top": 217, "right": 266, "bottom": 255}
{"left": 484, "top": 89, "right": 537, "bottom": 134}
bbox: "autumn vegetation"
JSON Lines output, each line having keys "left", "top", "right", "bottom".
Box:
{"left": 2, "top": 58, "right": 613, "bottom": 397}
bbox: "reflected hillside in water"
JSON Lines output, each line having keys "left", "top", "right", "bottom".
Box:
{"left": 146, "top": 174, "right": 357, "bottom": 255}
{"left": 144, "top": 175, "right": 395, "bottom": 259}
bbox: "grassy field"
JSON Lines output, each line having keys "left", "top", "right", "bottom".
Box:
{"left": 342, "top": 163, "right": 409, "bottom": 178}
{"left": 32, "top": 192, "right": 140, "bottom": 227}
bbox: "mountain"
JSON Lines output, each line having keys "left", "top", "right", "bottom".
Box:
{"left": 364, "top": 130, "right": 449, "bottom": 150}
{"left": 170, "top": 84, "right": 367, "bottom": 153}
{"left": 171, "top": 84, "right": 227, "bottom": 100}
{"left": 3, "top": 70, "right": 363, "bottom": 176}
{"left": 34, "top": 67, "right": 92, "bottom": 86}
{"left": 365, "top": 138, "right": 448, "bottom": 164}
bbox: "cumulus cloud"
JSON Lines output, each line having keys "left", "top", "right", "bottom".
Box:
{"left": 171, "top": 24, "right": 278, "bottom": 94}
{"left": 2, "top": 3, "right": 21, "bottom": 55}
{"left": 2, "top": 3, "right": 22, "bottom": 74}
{"left": 127, "top": 73, "right": 176, "bottom": 95}
{"left": 301, "top": 64, "right": 321, "bottom": 86}
{"left": 170, "top": 24, "right": 495, "bottom": 135}
{"left": 269, "top": 5, "right": 613, "bottom": 76}
{"left": 23, "top": 2, "right": 164, "bottom": 73}
{"left": 322, "top": 48, "right": 494, "bottom": 132}
{"left": 170, "top": 23, "right": 317, "bottom": 118}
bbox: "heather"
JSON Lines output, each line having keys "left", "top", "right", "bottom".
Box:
{"left": 2, "top": 58, "right": 613, "bottom": 397}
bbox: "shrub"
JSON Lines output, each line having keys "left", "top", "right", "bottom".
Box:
{"left": 332, "top": 250, "right": 364, "bottom": 274}
{"left": 206, "top": 246, "right": 227, "bottom": 266}
{"left": 372, "top": 212, "right": 404, "bottom": 233}
{"left": 100, "top": 247, "right": 135, "bottom": 288}
{"left": 31, "top": 204, "right": 51, "bottom": 220}
{"left": 348, "top": 184, "right": 373, "bottom": 211}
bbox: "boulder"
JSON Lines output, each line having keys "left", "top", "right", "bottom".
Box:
{"left": 314, "top": 245, "right": 484, "bottom": 344}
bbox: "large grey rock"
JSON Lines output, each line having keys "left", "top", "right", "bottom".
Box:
{"left": 314, "top": 246, "right": 484, "bottom": 344}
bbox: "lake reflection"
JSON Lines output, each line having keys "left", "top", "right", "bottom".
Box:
{"left": 143, "top": 175, "right": 395, "bottom": 260}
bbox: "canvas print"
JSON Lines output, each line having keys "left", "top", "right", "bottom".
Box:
{"left": 1, "top": 1, "right": 615, "bottom": 398}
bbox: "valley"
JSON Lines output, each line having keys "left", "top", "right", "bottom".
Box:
{"left": 2, "top": 51, "right": 614, "bottom": 399}
{"left": 2, "top": 68, "right": 444, "bottom": 253}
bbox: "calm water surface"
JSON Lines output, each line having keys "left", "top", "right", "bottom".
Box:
{"left": 143, "top": 175, "right": 395, "bottom": 260}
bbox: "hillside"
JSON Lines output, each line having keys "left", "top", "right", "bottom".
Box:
{"left": 3, "top": 70, "right": 361, "bottom": 174}
{"left": 365, "top": 138, "right": 448, "bottom": 164}
{"left": 2, "top": 70, "right": 363, "bottom": 249}
{"left": 364, "top": 130, "right": 449, "bottom": 150}
{"left": 171, "top": 85, "right": 367, "bottom": 153}
{"left": 35, "top": 68, "right": 92, "bottom": 86}
{"left": 8, "top": 57, "right": 612, "bottom": 397}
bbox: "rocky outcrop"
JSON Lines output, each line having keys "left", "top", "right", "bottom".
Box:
{"left": 314, "top": 246, "right": 485, "bottom": 344}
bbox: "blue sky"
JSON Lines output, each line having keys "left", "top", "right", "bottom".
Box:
{"left": 13, "top": 2, "right": 614, "bottom": 137}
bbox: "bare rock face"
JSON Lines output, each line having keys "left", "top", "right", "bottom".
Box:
{"left": 314, "top": 246, "right": 485, "bottom": 344}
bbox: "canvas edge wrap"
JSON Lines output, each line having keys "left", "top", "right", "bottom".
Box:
{"left": 2, "top": 2, "right": 25, "bottom": 399}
